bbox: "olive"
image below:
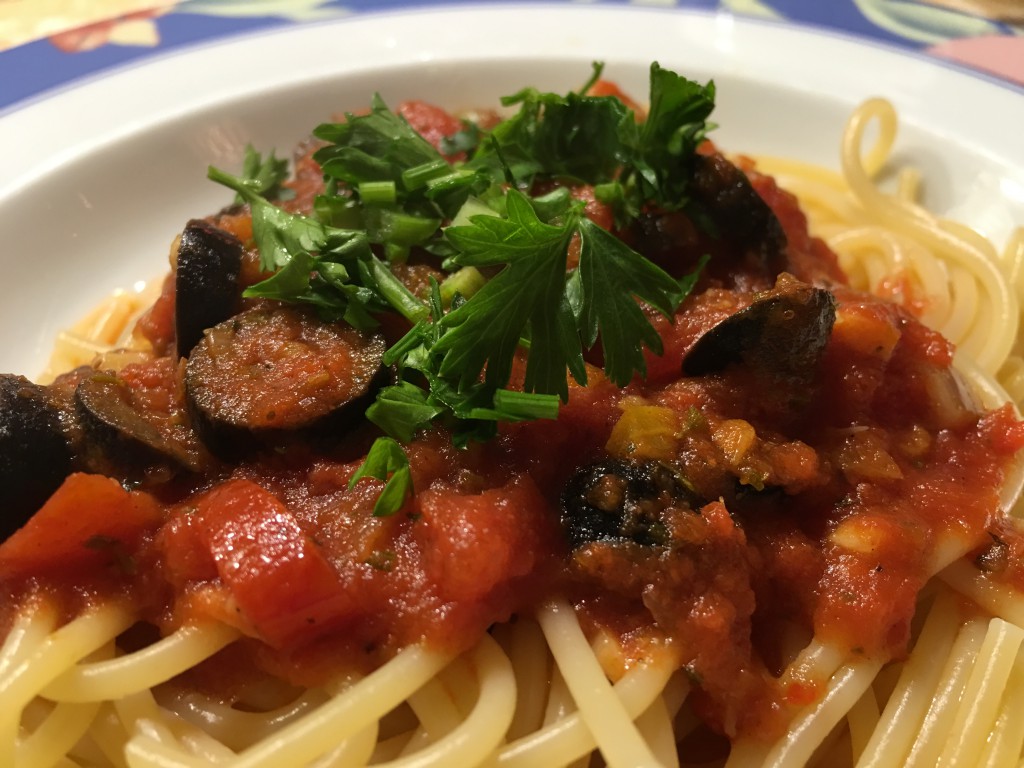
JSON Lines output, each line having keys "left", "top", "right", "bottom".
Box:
{"left": 690, "top": 152, "right": 787, "bottom": 275}
{"left": 560, "top": 459, "right": 703, "bottom": 549}
{"left": 185, "top": 306, "right": 387, "bottom": 456}
{"left": 175, "top": 219, "right": 243, "bottom": 359}
{"left": 75, "top": 373, "right": 210, "bottom": 474}
{"left": 683, "top": 274, "right": 836, "bottom": 381}
{"left": 0, "top": 374, "right": 73, "bottom": 540}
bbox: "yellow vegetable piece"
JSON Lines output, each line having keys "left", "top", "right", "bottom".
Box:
{"left": 606, "top": 404, "right": 681, "bottom": 461}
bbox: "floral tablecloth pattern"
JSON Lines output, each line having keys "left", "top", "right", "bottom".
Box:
{"left": 1, "top": 0, "right": 1021, "bottom": 113}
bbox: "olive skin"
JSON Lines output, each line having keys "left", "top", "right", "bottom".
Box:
{"left": 682, "top": 274, "right": 836, "bottom": 382}
{"left": 690, "top": 152, "right": 788, "bottom": 275}
{"left": 0, "top": 374, "right": 73, "bottom": 541}
{"left": 75, "top": 373, "right": 210, "bottom": 476}
{"left": 175, "top": 219, "right": 244, "bottom": 359}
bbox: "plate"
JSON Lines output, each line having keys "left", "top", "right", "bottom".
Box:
{"left": 1, "top": 4, "right": 1022, "bottom": 377}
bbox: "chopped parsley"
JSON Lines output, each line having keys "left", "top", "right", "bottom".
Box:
{"left": 348, "top": 437, "right": 413, "bottom": 517}
{"left": 208, "top": 62, "right": 715, "bottom": 515}
{"left": 232, "top": 145, "right": 294, "bottom": 204}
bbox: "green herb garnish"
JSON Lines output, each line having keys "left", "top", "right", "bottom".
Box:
{"left": 232, "top": 145, "right": 294, "bottom": 204}
{"left": 348, "top": 437, "right": 413, "bottom": 517}
{"left": 208, "top": 62, "right": 715, "bottom": 515}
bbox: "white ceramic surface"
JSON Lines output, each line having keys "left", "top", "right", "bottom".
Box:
{"left": 1, "top": 4, "right": 1022, "bottom": 377}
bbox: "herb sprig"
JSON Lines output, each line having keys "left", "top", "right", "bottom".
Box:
{"left": 208, "top": 62, "right": 714, "bottom": 515}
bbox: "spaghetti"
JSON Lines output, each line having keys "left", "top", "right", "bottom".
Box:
{"left": 3, "top": 73, "right": 1024, "bottom": 768}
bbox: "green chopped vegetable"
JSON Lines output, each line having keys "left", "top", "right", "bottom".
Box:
{"left": 348, "top": 437, "right": 413, "bottom": 517}
{"left": 208, "top": 62, "right": 715, "bottom": 515}
{"left": 232, "top": 144, "right": 293, "bottom": 204}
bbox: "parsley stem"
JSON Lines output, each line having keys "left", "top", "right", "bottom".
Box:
{"left": 576, "top": 61, "right": 606, "bottom": 95}
{"left": 375, "top": 211, "right": 442, "bottom": 247}
{"left": 425, "top": 169, "right": 480, "bottom": 192}
{"left": 359, "top": 181, "right": 398, "bottom": 205}
{"left": 451, "top": 196, "right": 499, "bottom": 227}
{"left": 594, "top": 182, "right": 624, "bottom": 205}
{"left": 365, "top": 256, "right": 429, "bottom": 323}
{"left": 493, "top": 389, "right": 561, "bottom": 421}
{"left": 439, "top": 267, "right": 486, "bottom": 306}
{"left": 401, "top": 158, "right": 451, "bottom": 190}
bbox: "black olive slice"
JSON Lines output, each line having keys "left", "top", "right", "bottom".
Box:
{"left": 0, "top": 374, "right": 73, "bottom": 540}
{"left": 75, "top": 373, "right": 208, "bottom": 474}
{"left": 175, "top": 219, "right": 243, "bottom": 359}
{"left": 691, "top": 152, "right": 787, "bottom": 275}
{"left": 683, "top": 274, "right": 836, "bottom": 381}
{"left": 560, "top": 459, "right": 703, "bottom": 549}
{"left": 185, "top": 306, "right": 387, "bottom": 454}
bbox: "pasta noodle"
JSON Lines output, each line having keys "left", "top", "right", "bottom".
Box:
{"left": 742, "top": 96, "right": 1024, "bottom": 768}
{"left": 4, "top": 87, "right": 1024, "bottom": 768}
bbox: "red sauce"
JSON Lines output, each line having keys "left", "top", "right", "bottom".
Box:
{"left": 1, "top": 97, "right": 1021, "bottom": 746}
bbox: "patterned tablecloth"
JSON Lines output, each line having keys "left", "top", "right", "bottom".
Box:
{"left": 0, "top": 0, "right": 1021, "bottom": 114}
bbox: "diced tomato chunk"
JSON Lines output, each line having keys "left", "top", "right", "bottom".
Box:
{"left": 158, "top": 511, "right": 217, "bottom": 588}
{"left": 0, "top": 473, "right": 163, "bottom": 579}
{"left": 573, "top": 185, "right": 614, "bottom": 231}
{"left": 192, "top": 479, "right": 356, "bottom": 649}
{"left": 414, "top": 475, "right": 552, "bottom": 603}
{"left": 784, "top": 681, "right": 821, "bottom": 707}
{"left": 978, "top": 404, "right": 1024, "bottom": 456}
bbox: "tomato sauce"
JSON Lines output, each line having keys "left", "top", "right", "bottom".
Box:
{"left": 1, "top": 95, "right": 1022, "bottom": 745}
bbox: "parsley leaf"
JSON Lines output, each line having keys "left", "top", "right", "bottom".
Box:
{"left": 209, "top": 165, "right": 369, "bottom": 272}
{"left": 208, "top": 166, "right": 407, "bottom": 328}
{"left": 624, "top": 62, "right": 716, "bottom": 211}
{"left": 233, "top": 144, "right": 293, "bottom": 203}
{"left": 439, "top": 120, "right": 483, "bottom": 156}
{"left": 207, "top": 63, "right": 718, "bottom": 517}
{"left": 348, "top": 437, "right": 413, "bottom": 516}
{"left": 366, "top": 382, "right": 444, "bottom": 444}
{"left": 438, "top": 189, "right": 581, "bottom": 399}
{"left": 368, "top": 280, "right": 561, "bottom": 448}
{"left": 575, "top": 217, "right": 684, "bottom": 385}
{"left": 313, "top": 95, "right": 490, "bottom": 221}
{"left": 314, "top": 95, "right": 442, "bottom": 189}
{"left": 467, "top": 64, "right": 635, "bottom": 188}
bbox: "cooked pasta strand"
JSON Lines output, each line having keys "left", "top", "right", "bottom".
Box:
{"left": 375, "top": 635, "right": 515, "bottom": 768}
{"left": 42, "top": 623, "right": 240, "bottom": 703}
{"left": 856, "top": 590, "right": 963, "bottom": 768}
{"left": 16, "top": 700, "right": 100, "bottom": 768}
{"left": 764, "top": 660, "right": 883, "bottom": 768}
{"left": 1, "top": 603, "right": 133, "bottom": 767}
{"left": 537, "top": 598, "right": 664, "bottom": 768}
{"left": 978, "top": 642, "right": 1024, "bottom": 768}
{"left": 846, "top": 684, "right": 879, "bottom": 762}
{"left": 496, "top": 619, "right": 550, "bottom": 741}
{"left": 904, "top": 619, "right": 988, "bottom": 768}
{"left": 497, "top": 654, "right": 675, "bottom": 767}
{"left": 228, "top": 645, "right": 452, "bottom": 768}
{"left": 937, "top": 618, "right": 1024, "bottom": 766}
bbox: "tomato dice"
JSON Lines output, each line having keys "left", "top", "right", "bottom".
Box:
{"left": 0, "top": 473, "right": 162, "bottom": 580}
{"left": 414, "top": 475, "right": 552, "bottom": 603}
{"left": 192, "top": 479, "right": 355, "bottom": 649}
